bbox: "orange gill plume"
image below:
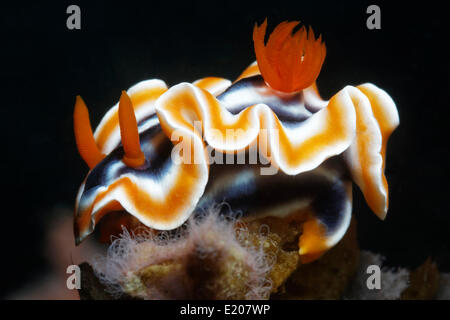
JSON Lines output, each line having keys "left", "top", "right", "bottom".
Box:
{"left": 73, "top": 95, "right": 105, "bottom": 169}
{"left": 253, "top": 19, "right": 326, "bottom": 93}
{"left": 118, "top": 90, "right": 146, "bottom": 167}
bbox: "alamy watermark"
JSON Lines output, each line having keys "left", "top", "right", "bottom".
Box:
{"left": 366, "top": 5, "right": 381, "bottom": 30}
{"left": 366, "top": 264, "right": 382, "bottom": 289}
{"left": 66, "top": 5, "right": 81, "bottom": 30}
{"left": 169, "top": 121, "right": 280, "bottom": 175}
{"left": 66, "top": 265, "right": 81, "bottom": 290}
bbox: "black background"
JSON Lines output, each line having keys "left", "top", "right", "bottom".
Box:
{"left": 0, "top": 1, "right": 448, "bottom": 298}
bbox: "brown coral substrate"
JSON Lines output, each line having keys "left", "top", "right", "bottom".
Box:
{"left": 78, "top": 214, "right": 443, "bottom": 300}
{"left": 401, "top": 258, "right": 440, "bottom": 300}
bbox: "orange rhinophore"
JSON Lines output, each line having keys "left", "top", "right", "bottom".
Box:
{"left": 73, "top": 95, "right": 105, "bottom": 169}
{"left": 253, "top": 19, "right": 326, "bottom": 93}
{"left": 118, "top": 91, "right": 146, "bottom": 167}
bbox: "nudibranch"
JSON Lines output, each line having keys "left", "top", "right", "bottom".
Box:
{"left": 73, "top": 19, "right": 399, "bottom": 263}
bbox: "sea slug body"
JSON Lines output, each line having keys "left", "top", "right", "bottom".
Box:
{"left": 73, "top": 19, "right": 399, "bottom": 263}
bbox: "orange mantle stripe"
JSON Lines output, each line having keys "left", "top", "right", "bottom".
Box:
{"left": 193, "top": 77, "right": 229, "bottom": 94}
{"left": 96, "top": 87, "right": 167, "bottom": 150}
{"left": 157, "top": 84, "right": 354, "bottom": 174}
{"left": 76, "top": 160, "right": 204, "bottom": 238}
{"left": 356, "top": 85, "right": 398, "bottom": 216}
{"left": 235, "top": 62, "right": 261, "bottom": 82}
